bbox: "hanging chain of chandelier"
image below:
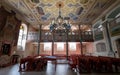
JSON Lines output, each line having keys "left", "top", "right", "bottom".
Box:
{"left": 49, "top": 3, "right": 71, "bottom": 32}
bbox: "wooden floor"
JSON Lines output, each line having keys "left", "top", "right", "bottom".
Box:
{"left": 0, "top": 59, "right": 120, "bottom": 75}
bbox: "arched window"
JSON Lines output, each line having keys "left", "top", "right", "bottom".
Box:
{"left": 17, "top": 25, "right": 24, "bottom": 50}
{"left": 17, "top": 23, "right": 27, "bottom": 51}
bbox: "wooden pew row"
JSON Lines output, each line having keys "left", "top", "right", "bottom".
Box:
{"left": 19, "top": 56, "right": 47, "bottom": 71}
{"left": 98, "top": 56, "right": 112, "bottom": 72}
{"left": 68, "top": 54, "right": 80, "bottom": 69}
{"left": 19, "top": 56, "right": 33, "bottom": 71}
{"left": 77, "top": 55, "right": 91, "bottom": 73}
{"left": 111, "top": 58, "right": 120, "bottom": 72}
{"left": 79, "top": 56, "right": 120, "bottom": 73}
{"left": 68, "top": 55, "right": 120, "bottom": 73}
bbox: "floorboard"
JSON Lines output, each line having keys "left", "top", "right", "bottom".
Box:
{"left": 0, "top": 60, "right": 120, "bottom": 75}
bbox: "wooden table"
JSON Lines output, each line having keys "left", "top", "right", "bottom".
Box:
{"left": 44, "top": 56, "right": 57, "bottom": 70}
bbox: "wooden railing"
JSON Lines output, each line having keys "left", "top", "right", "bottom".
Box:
{"left": 27, "top": 30, "right": 94, "bottom": 42}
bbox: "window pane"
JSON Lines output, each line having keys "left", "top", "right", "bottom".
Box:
{"left": 44, "top": 42, "right": 52, "bottom": 51}
{"left": 69, "top": 42, "right": 76, "bottom": 51}
{"left": 57, "top": 42, "right": 64, "bottom": 51}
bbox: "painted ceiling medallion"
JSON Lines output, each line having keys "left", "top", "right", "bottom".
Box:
{"left": 56, "top": 1, "right": 64, "bottom": 8}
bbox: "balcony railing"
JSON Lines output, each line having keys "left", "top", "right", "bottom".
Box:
{"left": 27, "top": 30, "right": 94, "bottom": 42}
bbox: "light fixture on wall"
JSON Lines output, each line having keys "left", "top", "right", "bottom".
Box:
{"left": 49, "top": 3, "right": 71, "bottom": 32}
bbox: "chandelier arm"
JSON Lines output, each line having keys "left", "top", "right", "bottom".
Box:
{"left": 59, "top": 6, "right": 61, "bottom": 17}
{"left": 49, "top": 3, "right": 71, "bottom": 31}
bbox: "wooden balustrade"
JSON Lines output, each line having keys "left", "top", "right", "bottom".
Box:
{"left": 32, "top": 30, "right": 94, "bottom": 42}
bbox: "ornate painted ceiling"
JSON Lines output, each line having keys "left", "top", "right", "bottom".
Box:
{"left": 1, "top": 0, "right": 119, "bottom": 30}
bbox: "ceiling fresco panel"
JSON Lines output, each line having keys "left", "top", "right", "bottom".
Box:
{"left": 2, "top": 0, "right": 119, "bottom": 29}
